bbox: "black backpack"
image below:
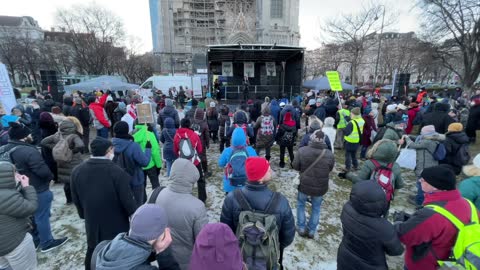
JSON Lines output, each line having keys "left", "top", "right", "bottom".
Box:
{"left": 112, "top": 144, "right": 136, "bottom": 177}
{"left": 453, "top": 144, "right": 471, "bottom": 167}
{"left": 372, "top": 125, "right": 399, "bottom": 145}
{"left": 148, "top": 186, "right": 166, "bottom": 203}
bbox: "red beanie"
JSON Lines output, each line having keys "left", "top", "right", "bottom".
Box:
{"left": 245, "top": 157, "right": 270, "bottom": 182}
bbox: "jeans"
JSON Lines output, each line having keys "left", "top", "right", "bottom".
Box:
{"left": 165, "top": 159, "right": 174, "bottom": 177}
{"left": 345, "top": 148, "right": 359, "bottom": 170}
{"left": 33, "top": 190, "right": 54, "bottom": 248}
{"left": 96, "top": 127, "right": 109, "bottom": 139}
{"left": 296, "top": 191, "right": 323, "bottom": 234}
{"left": 416, "top": 178, "right": 424, "bottom": 205}
{"left": 0, "top": 233, "right": 37, "bottom": 270}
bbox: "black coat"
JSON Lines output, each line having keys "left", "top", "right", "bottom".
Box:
{"left": 421, "top": 103, "right": 454, "bottom": 134}
{"left": 442, "top": 131, "right": 470, "bottom": 175}
{"left": 220, "top": 183, "right": 295, "bottom": 249}
{"left": 466, "top": 105, "right": 480, "bottom": 139}
{"left": 71, "top": 158, "right": 138, "bottom": 248}
{"left": 157, "top": 106, "right": 180, "bottom": 129}
{"left": 337, "top": 181, "right": 404, "bottom": 270}
{"left": 0, "top": 140, "right": 53, "bottom": 193}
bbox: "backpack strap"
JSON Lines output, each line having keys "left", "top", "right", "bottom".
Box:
{"left": 148, "top": 186, "right": 165, "bottom": 204}
{"left": 302, "top": 149, "right": 326, "bottom": 176}
{"left": 264, "top": 192, "right": 281, "bottom": 215}
{"left": 234, "top": 189, "right": 253, "bottom": 212}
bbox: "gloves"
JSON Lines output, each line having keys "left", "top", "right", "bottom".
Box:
{"left": 393, "top": 211, "right": 411, "bottom": 223}
{"left": 146, "top": 141, "right": 152, "bottom": 149}
{"left": 338, "top": 172, "right": 347, "bottom": 179}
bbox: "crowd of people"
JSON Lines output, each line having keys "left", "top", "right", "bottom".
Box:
{"left": 0, "top": 85, "right": 480, "bottom": 270}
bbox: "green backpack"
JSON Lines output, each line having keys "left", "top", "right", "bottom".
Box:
{"left": 426, "top": 200, "right": 480, "bottom": 270}
{"left": 234, "top": 189, "right": 281, "bottom": 270}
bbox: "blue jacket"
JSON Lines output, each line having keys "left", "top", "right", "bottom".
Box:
{"left": 159, "top": 118, "right": 177, "bottom": 161}
{"left": 270, "top": 100, "right": 281, "bottom": 124}
{"left": 112, "top": 138, "right": 151, "bottom": 187}
{"left": 218, "top": 128, "right": 257, "bottom": 192}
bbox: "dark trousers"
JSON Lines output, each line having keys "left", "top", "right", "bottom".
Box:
{"left": 82, "top": 126, "right": 90, "bottom": 153}
{"left": 195, "top": 164, "right": 207, "bottom": 203}
{"left": 143, "top": 167, "right": 159, "bottom": 189}
{"left": 279, "top": 145, "right": 294, "bottom": 166}
{"left": 255, "top": 146, "right": 272, "bottom": 160}
{"left": 131, "top": 185, "right": 145, "bottom": 207}
{"left": 96, "top": 127, "right": 109, "bottom": 139}
{"left": 209, "top": 130, "right": 218, "bottom": 143}
{"left": 360, "top": 145, "right": 369, "bottom": 159}
{"left": 64, "top": 182, "right": 72, "bottom": 204}
{"left": 219, "top": 136, "right": 230, "bottom": 152}
{"left": 345, "top": 149, "right": 359, "bottom": 170}
{"left": 85, "top": 246, "right": 95, "bottom": 270}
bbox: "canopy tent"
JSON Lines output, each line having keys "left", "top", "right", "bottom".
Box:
{"left": 64, "top": 76, "right": 139, "bottom": 93}
{"left": 303, "top": 77, "right": 354, "bottom": 91}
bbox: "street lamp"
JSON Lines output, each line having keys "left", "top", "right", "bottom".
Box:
{"left": 373, "top": 5, "right": 385, "bottom": 86}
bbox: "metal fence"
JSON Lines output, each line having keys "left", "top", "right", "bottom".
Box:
{"left": 222, "top": 85, "right": 303, "bottom": 101}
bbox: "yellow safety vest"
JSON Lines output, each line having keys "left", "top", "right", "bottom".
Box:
{"left": 344, "top": 118, "right": 365, "bottom": 143}
{"left": 337, "top": 109, "right": 351, "bottom": 129}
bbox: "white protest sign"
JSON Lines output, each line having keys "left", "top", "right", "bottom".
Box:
{"left": 0, "top": 63, "right": 16, "bottom": 115}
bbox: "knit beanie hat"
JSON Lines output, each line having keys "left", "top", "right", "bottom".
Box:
{"left": 113, "top": 121, "right": 131, "bottom": 139}
{"left": 309, "top": 130, "right": 325, "bottom": 143}
{"left": 324, "top": 117, "right": 335, "bottom": 128}
{"left": 351, "top": 107, "right": 361, "bottom": 116}
{"left": 316, "top": 98, "right": 323, "bottom": 104}
{"left": 421, "top": 125, "right": 436, "bottom": 135}
{"left": 191, "top": 99, "right": 198, "bottom": 106}
{"left": 421, "top": 165, "right": 456, "bottom": 191}
{"left": 8, "top": 122, "right": 31, "bottom": 140}
{"left": 165, "top": 98, "right": 174, "bottom": 107}
{"left": 447, "top": 123, "right": 463, "bottom": 133}
{"left": 89, "top": 137, "right": 112, "bottom": 157}
{"left": 245, "top": 157, "right": 270, "bottom": 182}
{"left": 129, "top": 204, "right": 168, "bottom": 242}
{"left": 308, "top": 117, "right": 322, "bottom": 131}
{"left": 308, "top": 99, "right": 316, "bottom": 106}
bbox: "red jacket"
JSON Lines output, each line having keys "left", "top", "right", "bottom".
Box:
{"left": 406, "top": 106, "right": 420, "bottom": 134}
{"left": 89, "top": 94, "right": 111, "bottom": 128}
{"left": 396, "top": 190, "right": 476, "bottom": 270}
{"left": 173, "top": 127, "right": 203, "bottom": 166}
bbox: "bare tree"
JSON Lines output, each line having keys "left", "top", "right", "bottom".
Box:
{"left": 16, "top": 32, "right": 42, "bottom": 86}
{"left": 55, "top": 3, "right": 126, "bottom": 75}
{"left": 418, "top": 0, "right": 480, "bottom": 92}
{"left": 322, "top": 4, "right": 391, "bottom": 85}
{"left": 0, "top": 27, "right": 22, "bottom": 85}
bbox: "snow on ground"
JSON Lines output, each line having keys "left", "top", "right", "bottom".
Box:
{"left": 37, "top": 129, "right": 480, "bottom": 270}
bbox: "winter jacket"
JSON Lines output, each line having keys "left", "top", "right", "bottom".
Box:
{"left": 62, "top": 97, "right": 74, "bottom": 116}
{"left": 270, "top": 100, "right": 281, "bottom": 124}
{"left": 337, "top": 181, "right": 404, "bottom": 270}
{"left": 173, "top": 128, "right": 203, "bottom": 166}
{"left": 279, "top": 105, "right": 301, "bottom": 130}
{"left": 360, "top": 114, "right": 377, "bottom": 147}
{"left": 158, "top": 105, "right": 180, "bottom": 130}
{"left": 313, "top": 105, "right": 326, "bottom": 122}
{"left": 184, "top": 106, "right": 198, "bottom": 121}
{"left": 407, "top": 133, "right": 445, "bottom": 176}
{"left": 112, "top": 138, "right": 152, "bottom": 187}
{"left": 0, "top": 162, "right": 38, "bottom": 256}
{"left": 292, "top": 140, "right": 335, "bottom": 197}
{"left": 459, "top": 176, "right": 480, "bottom": 210}
{"left": 133, "top": 125, "right": 162, "bottom": 170}
{"left": 71, "top": 103, "right": 91, "bottom": 127}
{"left": 276, "top": 123, "right": 296, "bottom": 147}
{"left": 189, "top": 223, "right": 243, "bottom": 270}
{"left": 71, "top": 158, "right": 137, "bottom": 248}
{"left": 0, "top": 140, "right": 53, "bottom": 193}
{"left": 395, "top": 190, "right": 477, "bottom": 270}
{"left": 40, "top": 120, "right": 85, "bottom": 183}
{"left": 226, "top": 111, "right": 254, "bottom": 139}
{"left": 218, "top": 109, "right": 230, "bottom": 140}
{"left": 193, "top": 109, "right": 210, "bottom": 155}
{"left": 382, "top": 123, "right": 403, "bottom": 143}
{"left": 406, "top": 107, "right": 420, "bottom": 134}
{"left": 253, "top": 114, "right": 277, "bottom": 149}
{"left": 346, "top": 140, "right": 404, "bottom": 190}
{"left": 159, "top": 118, "right": 177, "bottom": 161}
{"left": 152, "top": 158, "right": 208, "bottom": 270}
{"left": 220, "top": 183, "right": 295, "bottom": 250}
{"left": 441, "top": 131, "right": 470, "bottom": 175}
{"left": 89, "top": 94, "right": 111, "bottom": 129}
{"left": 421, "top": 103, "right": 454, "bottom": 134}
{"left": 299, "top": 127, "right": 332, "bottom": 151}
{"left": 322, "top": 127, "right": 336, "bottom": 154}
{"left": 218, "top": 128, "right": 257, "bottom": 193}
{"left": 466, "top": 105, "right": 480, "bottom": 139}
{"left": 206, "top": 107, "right": 219, "bottom": 131}
{"left": 92, "top": 233, "right": 180, "bottom": 270}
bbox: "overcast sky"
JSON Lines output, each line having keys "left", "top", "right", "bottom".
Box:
{"left": 3, "top": 0, "right": 421, "bottom": 52}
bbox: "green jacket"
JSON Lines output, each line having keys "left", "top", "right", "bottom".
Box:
{"left": 459, "top": 176, "right": 480, "bottom": 210}
{"left": 133, "top": 125, "right": 162, "bottom": 170}
{"left": 346, "top": 139, "right": 404, "bottom": 190}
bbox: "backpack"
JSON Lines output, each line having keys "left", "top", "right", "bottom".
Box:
{"left": 426, "top": 200, "right": 480, "bottom": 270}
{"left": 370, "top": 159, "right": 395, "bottom": 202}
{"left": 0, "top": 145, "right": 18, "bottom": 163}
{"left": 225, "top": 147, "right": 249, "bottom": 187}
{"left": 259, "top": 116, "right": 274, "bottom": 136}
{"left": 431, "top": 142, "right": 447, "bottom": 161}
{"left": 191, "top": 122, "right": 201, "bottom": 136}
{"left": 372, "top": 125, "right": 399, "bottom": 145}
{"left": 453, "top": 144, "right": 470, "bottom": 167}
{"left": 52, "top": 134, "right": 74, "bottom": 163}
{"left": 234, "top": 189, "right": 281, "bottom": 270}
{"left": 112, "top": 144, "right": 136, "bottom": 176}
{"left": 0, "top": 130, "right": 9, "bottom": 146}
{"left": 177, "top": 133, "right": 197, "bottom": 161}
{"left": 277, "top": 125, "right": 295, "bottom": 146}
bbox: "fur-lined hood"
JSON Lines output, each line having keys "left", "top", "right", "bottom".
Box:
{"left": 463, "top": 165, "right": 480, "bottom": 177}
{"left": 421, "top": 133, "right": 446, "bottom": 141}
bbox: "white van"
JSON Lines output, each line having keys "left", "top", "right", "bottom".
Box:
{"left": 139, "top": 75, "right": 207, "bottom": 98}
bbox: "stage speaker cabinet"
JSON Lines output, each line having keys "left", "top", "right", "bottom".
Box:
{"left": 394, "top": 73, "right": 410, "bottom": 96}
{"left": 39, "top": 70, "right": 61, "bottom": 102}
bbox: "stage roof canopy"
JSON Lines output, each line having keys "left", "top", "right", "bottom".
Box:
{"left": 207, "top": 44, "right": 305, "bottom": 62}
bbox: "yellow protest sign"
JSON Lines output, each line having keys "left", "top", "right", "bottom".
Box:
{"left": 326, "top": 71, "right": 343, "bottom": 91}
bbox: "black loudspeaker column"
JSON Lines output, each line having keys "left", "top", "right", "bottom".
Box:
{"left": 40, "top": 70, "right": 62, "bottom": 102}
